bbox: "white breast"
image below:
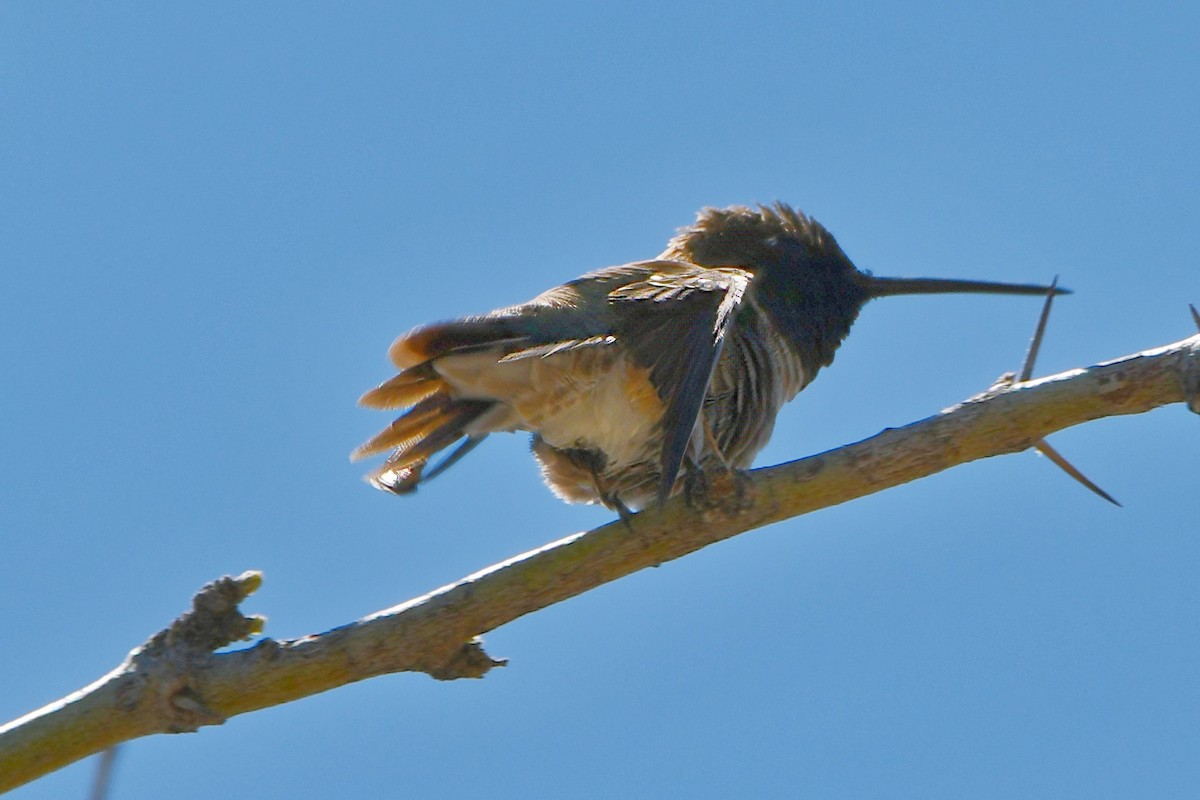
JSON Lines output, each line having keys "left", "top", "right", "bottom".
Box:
{"left": 431, "top": 343, "right": 662, "bottom": 469}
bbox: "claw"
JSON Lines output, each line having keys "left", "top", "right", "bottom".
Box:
{"left": 598, "top": 489, "right": 636, "bottom": 529}
{"left": 716, "top": 467, "right": 755, "bottom": 509}
{"left": 683, "top": 464, "right": 712, "bottom": 509}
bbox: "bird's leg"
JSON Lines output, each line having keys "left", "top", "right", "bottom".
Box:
{"left": 589, "top": 466, "right": 636, "bottom": 528}
{"left": 697, "top": 412, "right": 754, "bottom": 508}
{"left": 701, "top": 413, "right": 733, "bottom": 473}
{"left": 608, "top": 494, "right": 636, "bottom": 528}
{"left": 682, "top": 455, "right": 755, "bottom": 513}
{"left": 682, "top": 454, "right": 712, "bottom": 509}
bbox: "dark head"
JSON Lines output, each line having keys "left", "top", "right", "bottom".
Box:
{"left": 660, "top": 202, "right": 1065, "bottom": 375}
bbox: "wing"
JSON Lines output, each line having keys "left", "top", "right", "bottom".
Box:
{"left": 380, "top": 261, "right": 665, "bottom": 373}
{"left": 355, "top": 261, "right": 674, "bottom": 492}
{"left": 609, "top": 262, "right": 752, "bottom": 505}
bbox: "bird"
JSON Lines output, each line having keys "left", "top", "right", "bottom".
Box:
{"left": 353, "top": 202, "right": 1065, "bottom": 515}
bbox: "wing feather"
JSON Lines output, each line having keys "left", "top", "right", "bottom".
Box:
{"left": 610, "top": 264, "right": 752, "bottom": 504}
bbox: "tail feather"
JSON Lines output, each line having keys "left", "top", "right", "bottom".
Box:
{"left": 359, "top": 313, "right": 533, "bottom": 494}
{"left": 422, "top": 434, "right": 487, "bottom": 481}
{"left": 366, "top": 461, "right": 425, "bottom": 494}
{"left": 355, "top": 392, "right": 495, "bottom": 495}
{"left": 388, "top": 318, "right": 527, "bottom": 368}
{"left": 359, "top": 362, "right": 443, "bottom": 409}
{"left": 353, "top": 393, "right": 468, "bottom": 459}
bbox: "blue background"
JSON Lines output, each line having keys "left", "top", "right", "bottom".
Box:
{"left": 2, "top": 2, "right": 1197, "bottom": 797}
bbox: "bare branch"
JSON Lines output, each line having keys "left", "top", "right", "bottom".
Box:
{"left": 2, "top": 333, "right": 1197, "bottom": 793}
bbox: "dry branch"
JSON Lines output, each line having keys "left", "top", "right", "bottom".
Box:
{"left": 2, "top": 333, "right": 1198, "bottom": 793}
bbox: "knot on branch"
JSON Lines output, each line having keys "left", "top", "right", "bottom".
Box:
{"left": 1181, "top": 336, "right": 1200, "bottom": 415}
{"left": 161, "top": 571, "right": 266, "bottom": 652}
{"left": 120, "top": 571, "right": 266, "bottom": 733}
{"left": 427, "top": 638, "right": 507, "bottom": 681}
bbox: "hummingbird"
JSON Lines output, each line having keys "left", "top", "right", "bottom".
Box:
{"left": 354, "top": 203, "right": 1065, "bottom": 514}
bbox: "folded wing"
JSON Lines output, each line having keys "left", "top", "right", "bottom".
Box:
{"left": 610, "top": 263, "right": 751, "bottom": 504}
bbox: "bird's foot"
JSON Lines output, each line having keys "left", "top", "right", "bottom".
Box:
{"left": 683, "top": 467, "right": 713, "bottom": 509}
{"left": 603, "top": 493, "right": 637, "bottom": 529}
{"left": 684, "top": 467, "right": 754, "bottom": 515}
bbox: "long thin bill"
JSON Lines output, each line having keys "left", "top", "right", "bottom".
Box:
{"left": 864, "top": 276, "right": 1069, "bottom": 299}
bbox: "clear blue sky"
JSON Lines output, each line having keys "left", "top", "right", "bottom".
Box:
{"left": 3, "top": 2, "right": 1198, "bottom": 797}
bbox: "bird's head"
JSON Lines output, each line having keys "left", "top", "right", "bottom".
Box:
{"left": 660, "top": 202, "right": 1065, "bottom": 374}
{"left": 659, "top": 203, "right": 873, "bottom": 372}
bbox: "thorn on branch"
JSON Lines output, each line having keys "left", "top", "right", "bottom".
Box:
{"left": 89, "top": 746, "right": 120, "bottom": 800}
{"left": 1019, "top": 275, "right": 1058, "bottom": 382}
{"left": 1034, "top": 439, "right": 1121, "bottom": 506}
{"left": 1015, "top": 279, "right": 1119, "bottom": 505}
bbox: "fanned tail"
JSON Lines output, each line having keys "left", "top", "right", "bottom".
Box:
{"left": 354, "top": 365, "right": 495, "bottom": 494}
{"left": 355, "top": 317, "right": 535, "bottom": 495}
{"left": 358, "top": 361, "right": 442, "bottom": 409}
{"left": 354, "top": 392, "right": 494, "bottom": 494}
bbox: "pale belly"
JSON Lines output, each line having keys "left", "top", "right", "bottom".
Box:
{"left": 431, "top": 344, "right": 663, "bottom": 471}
